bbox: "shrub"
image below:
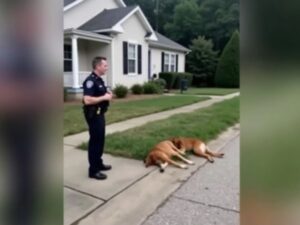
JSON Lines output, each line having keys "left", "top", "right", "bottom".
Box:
{"left": 159, "top": 72, "right": 193, "bottom": 89}
{"left": 153, "top": 78, "right": 167, "bottom": 89}
{"left": 173, "top": 73, "right": 193, "bottom": 89}
{"left": 131, "top": 84, "right": 144, "bottom": 94}
{"left": 159, "top": 72, "right": 177, "bottom": 89}
{"left": 215, "top": 31, "right": 240, "bottom": 87}
{"left": 143, "top": 82, "right": 163, "bottom": 94}
{"left": 113, "top": 84, "right": 128, "bottom": 98}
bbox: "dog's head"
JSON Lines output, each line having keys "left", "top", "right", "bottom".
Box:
{"left": 170, "top": 137, "right": 183, "bottom": 148}
{"left": 144, "top": 155, "right": 152, "bottom": 167}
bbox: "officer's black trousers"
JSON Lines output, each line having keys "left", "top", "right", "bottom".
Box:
{"left": 85, "top": 113, "right": 105, "bottom": 175}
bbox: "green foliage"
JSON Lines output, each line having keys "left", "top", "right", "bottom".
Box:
{"left": 125, "top": 0, "right": 239, "bottom": 53}
{"left": 113, "top": 84, "right": 129, "bottom": 98}
{"left": 215, "top": 31, "right": 240, "bottom": 87}
{"left": 131, "top": 84, "right": 144, "bottom": 94}
{"left": 198, "top": 0, "right": 239, "bottom": 51}
{"left": 153, "top": 78, "right": 167, "bottom": 89}
{"left": 187, "top": 36, "right": 219, "bottom": 86}
{"left": 160, "top": 72, "right": 193, "bottom": 89}
{"left": 173, "top": 73, "right": 193, "bottom": 89}
{"left": 143, "top": 82, "right": 163, "bottom": 94}
{"left": 159, "top": 72, "right": 177, "bottom": 89}
{"left": 164, "top": 0, "right": 201, "bottom": 47}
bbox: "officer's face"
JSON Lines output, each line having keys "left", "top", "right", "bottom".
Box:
{"left": 96, "top": 60, "right": 108, "bottom": 75}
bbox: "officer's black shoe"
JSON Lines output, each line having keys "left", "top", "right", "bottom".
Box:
{"left": 89, "top": 171, "right": 107, "bottom": 180}
{"left": 99, "top": 164, "right": 112, "bottom": 171}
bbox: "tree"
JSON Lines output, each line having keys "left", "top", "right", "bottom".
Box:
{"left": 215, "top": 31, "right": 239, "bottom": 87}
{"left": 124, "top": 0, "right": 181, "bottom": 33}
{"left": 164, "top": 0, "right": 201, "bottom": 47}
{"left": 198, "top": 0, "right": 239, "bottom": 51}
{"left": 187, "top": 36, "right": 219, "bottom": 86}
{"left": 124, "top": 0, "right": 239, "bottom": 53}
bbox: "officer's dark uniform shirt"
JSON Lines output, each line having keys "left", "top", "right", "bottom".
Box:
{"left": 83, "top": 72, "right": 109, "bottom": 114}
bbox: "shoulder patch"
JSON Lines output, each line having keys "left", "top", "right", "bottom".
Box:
{"left": 86, "top": 80, "right": 94, "bottom": 88}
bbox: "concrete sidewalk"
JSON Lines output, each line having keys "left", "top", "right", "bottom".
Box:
{"left": 64, "top": 92, "right": 239, "bottom": 225}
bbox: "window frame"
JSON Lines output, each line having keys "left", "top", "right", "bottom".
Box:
{"left": 164, "top": 52, "right": 176, "bottom": 72}
{"left": 127, "top": 42, "right": 138, "bottom": 76}
{"left": 64, "top": 44, "right": 72, "bottom": 72}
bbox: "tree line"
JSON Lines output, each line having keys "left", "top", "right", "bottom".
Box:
{"left": 124, "top": 0, "right": 239, "bottom": 87}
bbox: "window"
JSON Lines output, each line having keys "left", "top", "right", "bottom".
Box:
{"left": 164, "top": 53, "right": 176, "bottom": 72}
{"left": 170, "top": 54, "right": 176, "bottom": 72}
{"left": 128, "top": 43, "right": 137, "bottom": 74}
{"left": 64, "top": 44, "right": 72, "bottom": 72}
{"left": 164, "top": 54, "right": 169, "bottom": 72}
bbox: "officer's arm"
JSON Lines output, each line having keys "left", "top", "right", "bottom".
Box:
{"left": 83, "top": 94, "right": 111, "bottom": 105}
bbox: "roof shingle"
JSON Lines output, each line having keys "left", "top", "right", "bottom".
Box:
{"left": 64, "top": 0, "right": 77, "bottom": 7}
{"left": 79, "top": 6, "right": 137, "bottom": 31}
{"left": 150, "top": 32, "right": 189, "bottom": 52}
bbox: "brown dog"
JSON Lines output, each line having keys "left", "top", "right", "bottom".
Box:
{"left": 170, "top": 137, "right": 224, "bottom": 163}
{"left": 144, "top": 140, "right": 195, "bottom": 172}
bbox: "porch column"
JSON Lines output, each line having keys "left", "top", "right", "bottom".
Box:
{"left": 71, "top": 36, "right": 80, "bottom": 88}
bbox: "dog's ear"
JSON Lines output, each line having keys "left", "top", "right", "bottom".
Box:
{"left": 177, "top": 137, "right": 184, "bottom": 148}
{"left": 171, "top": 137, "right": 179, "bottom": 147}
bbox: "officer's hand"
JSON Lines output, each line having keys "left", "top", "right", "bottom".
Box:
{"left": 104, "top": 93, "right": 113, "bottom": 101}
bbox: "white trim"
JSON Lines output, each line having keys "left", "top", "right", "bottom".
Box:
{"left": 93, "top": 28, "right": 123, "bottom": 34}
{"left": 71, "top": 36, "right": 80, "bottom": 88}
{"left": 64, "top": 29, "right": 112, "bottom": 43}
{"left": 116, "top": 0, "right": 126, "bottom": 7}
{"left": 111, "top": 38, "right": 115, "bottom": 87}
{"left": 149, "top": 42, "right": 190, "bottom": 53}
{"left": 92, "top": 6, "right": 158, "bottom": 41}
{"left": 116, "top": 6, "right": 157, "bottom": 41}
{"left": 111, "top": 24, "right": 124, "bottom": 33}
{"left": 64, "top": 0, "right": 126, "bottom": 12}
{"left": 63, "top": 0, "right": 84, "bottom": 12}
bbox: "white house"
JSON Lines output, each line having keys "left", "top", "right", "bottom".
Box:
{"left": 64, "top": 0, "right": 190, "bottom": 96}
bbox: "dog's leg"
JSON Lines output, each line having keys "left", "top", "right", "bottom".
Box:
{"left": 165, "top": 158, "right": 188, "bottom": 169}
{"left": 174, "top": 152, "right": 195, "bottom": 165}
{"left": 193, "top": 143, "right": 214, "bottom": 163}
{"left": 170, "top": 142, "right": 186, "bottom": 155}
{"left": 206, "top": 146, "right": 224, "bottom": 158}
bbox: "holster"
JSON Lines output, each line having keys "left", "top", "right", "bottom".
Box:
{"left": 83, "top": 105, "right": 98, "bottom": 119}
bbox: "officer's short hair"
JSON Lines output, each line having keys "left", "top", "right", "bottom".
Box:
{"left": 92, "top": 56, "right": 107, "bottom": 69}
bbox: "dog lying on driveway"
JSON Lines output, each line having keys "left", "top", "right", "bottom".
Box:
{"left": 144, "top": 140, "right": 194, "bottom": 172}
{"left": 170, "top": 137, "right": 224, "bottom": 163}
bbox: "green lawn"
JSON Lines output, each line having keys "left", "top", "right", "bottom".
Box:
{"left": 79, "top": 97, "right": 239, "bottom": 160}
{"left": 171, "top": 87, "right": 239, "bottom": 95}
{"left": 64, "top": 95, "right": 209, "bottom": 136}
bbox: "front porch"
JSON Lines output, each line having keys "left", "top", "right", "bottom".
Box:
{"left": 64, "top": 29, "right": 113, "bottom": 98}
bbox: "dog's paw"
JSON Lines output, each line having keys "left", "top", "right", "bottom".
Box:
{"left": 181, "top": 165, "right": 188, "bottom": 169}
{"left": 188, "top": 161, "right": 195, "bottom": 165}
{"left": 218, "top": 153, "right": 225, "bottom": 158}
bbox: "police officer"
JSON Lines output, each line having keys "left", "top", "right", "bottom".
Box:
{"left": 83, "top": 56, "right": 113, "bottom": 180}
